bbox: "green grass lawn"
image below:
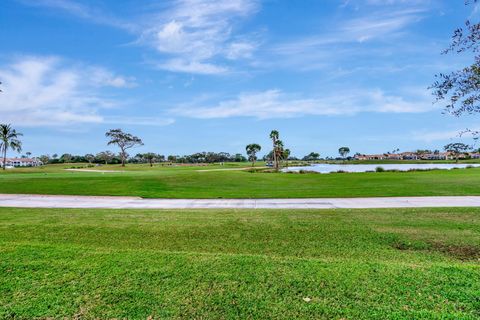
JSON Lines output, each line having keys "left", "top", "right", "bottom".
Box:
{"left": 0, "top": 163, "right": 480, "bottom": 198}
{"left": 0, "top": 207, "right": 479, "bottom": 319}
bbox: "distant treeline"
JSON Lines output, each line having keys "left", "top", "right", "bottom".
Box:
{"left": 38, "top": 151, "right": 250, "bottom": 165}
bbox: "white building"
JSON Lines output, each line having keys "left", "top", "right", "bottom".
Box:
{"left": 0, "top": 158, "right": 43, "bottom": 167}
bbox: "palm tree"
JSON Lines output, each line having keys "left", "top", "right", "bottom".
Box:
{"left": 246, "top": 143, "right": 261, "bottom": 167}
{"left": 0, "top": 124, "right": 23, "bottom": 170}
{"left": 270, "top": 130, "right": 279, "bottom": 170}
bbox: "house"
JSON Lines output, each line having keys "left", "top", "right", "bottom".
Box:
{"left": 421, "top": 152, "right": 449, "bottom": 160}
{"left": 400, "top": 152, "right": 418, "bottom": 160}
{"left": 0, "top": 158, "right": 43, "bottom": 167}
{"left": 386, "top": 153, "right": 402, "bottom": 160}
{"left": 354, "top": 154, "right": 386, "bottom": 160}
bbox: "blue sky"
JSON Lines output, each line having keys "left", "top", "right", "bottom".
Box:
{"left": 1, "top": 0, "right": 479, "bottom": 158}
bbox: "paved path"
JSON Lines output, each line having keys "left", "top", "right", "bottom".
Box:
{"left": 1, "top": 194, "right": 480, "bottom": 209}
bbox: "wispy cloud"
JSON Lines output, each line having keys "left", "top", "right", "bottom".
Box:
{"left": 17, "top": 0, "right": 136, "bottom": 31}
{"left": 170, "top": 88, "right": 434, "bottom": 119}
{"left": 0, "top": 55, "right": 165, "bottom": 127}
{"left": 268, "top": 1, "right": 428, "bottom": 72}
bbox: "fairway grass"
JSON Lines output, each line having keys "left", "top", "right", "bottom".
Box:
{"left": 1, "top": 163, "right": 480, "bottom": 198}
{"left": 1, "top": 207, "right": 479, "bottom": 319}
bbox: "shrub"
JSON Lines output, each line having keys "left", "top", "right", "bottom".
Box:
{"left": 375, "top": 166, "right": 385, "bottom": 172}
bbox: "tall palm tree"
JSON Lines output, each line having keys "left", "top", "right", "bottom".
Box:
{"left": 269, "top": 130, "right": 279, "bottom": 170}
{"left": 0, "top": 124, "right": 23, "bottom": 170}
{"left": 246, "top": 143, "right": 261, "bottom": 167}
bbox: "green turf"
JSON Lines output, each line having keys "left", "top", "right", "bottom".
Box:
{"left": 0, "top": 163, "right": 480, "bottom": 198}
{"left": 0, "top": 207, "right": 479, "bottom": 319}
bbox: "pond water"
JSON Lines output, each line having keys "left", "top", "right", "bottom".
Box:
{"left": 283, "top": 163, "right": 480, "bottom": 173}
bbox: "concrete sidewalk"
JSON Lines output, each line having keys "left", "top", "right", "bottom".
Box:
{"left": 1, "top": 194, "right": 480, "bottom": 209}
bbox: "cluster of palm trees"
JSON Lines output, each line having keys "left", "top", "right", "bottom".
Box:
{"left": 245, "top": 130, "right": 290, "bottom": 170}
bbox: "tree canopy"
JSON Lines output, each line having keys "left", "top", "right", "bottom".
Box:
{"left": 105, "top": 129, "right": 143, "bottom": 167}
{"left": 431, "top": 1, "right": 480, "bottom": 119}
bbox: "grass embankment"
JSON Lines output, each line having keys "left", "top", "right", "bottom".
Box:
{"left": 0, "top": 163, "right": 480, "bottom": 198}
{"left": 0, "top": 207, "right": 479, "bottom": 318}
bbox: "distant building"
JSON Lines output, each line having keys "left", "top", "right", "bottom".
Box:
{"left": 399, "top": 152, "right": 418, "bottom": 160}
{"left": 0, "top": 158, "right": 43, "bottom": 167}
{"left": 421, "top": 152, "right": 450, "bottom": 160}
{"left": 353, "top": 151, "right": 465, "bottom": 161}
{"left": 354, "top": 154, "right": 386, "bottom": 160}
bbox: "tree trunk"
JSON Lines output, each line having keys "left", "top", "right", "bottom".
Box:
{"left": 2, "top": 146, "right": 6, "bottom": 170}
{"left": 272, "top": 143, "right": 278, "bottom": 171}
{"left": 121, "top": 148, "right": 126, "bottom": 167}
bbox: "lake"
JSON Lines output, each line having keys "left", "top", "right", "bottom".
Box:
{"left": 283, "top": 163, "right": 480, "bottom": 173}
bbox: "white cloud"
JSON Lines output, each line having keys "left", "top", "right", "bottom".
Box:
{"left": 0, "top": 56, "right": 138, "bottom": 126}
{"left": 226, "top": 41, "right": 257, "bottom": 59}
{"left": 170, "top": 88, "right": 435, "bottom": 119}
{"left": 156, "top": 59, "right": 229, "bottom": 75}
{"left": 141, "top": 0, "right": 259, "bottom": 74}
{"left": 89, "top": 68, "right": 137, "bottom": 88}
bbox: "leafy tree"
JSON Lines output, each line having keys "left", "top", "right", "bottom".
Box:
{"left": 25, "top": 151, "right": 32, "bottom": 158}
{"left": 303, "top": 152, "right": 320, "bottom": 161}
{"left": 96, "top": 151, "right": 115, "bottom": 165}
{"left": 39, "top": 155, "right": 50, "bottom": 164}
{"left": 431, "top": 1, "right": 480, "bottom": 124}
{"left": 234, "top": 153, "right": 246, "bottom": 162}
{"left": 85, "top": 154, "right": 95, "bottom": 164}
{"left": 143, "top": 153, "right": 157, "bottom": 167}
{"left": 246, "top": 143, "right": 261, "bottom": 167}
{"left": 0, "top": 124, "right": 22, "bottom": 170}
{"left": 270, "top": 130, "right": 280, "bottom": 170}
{"left": 338, "top": 147, "right": 350, "bottom": 160}
{"left": 444, "top": 142, "right": 471, "bottom": 163}
{"left": 52, "top": 153, "right": 58, "bottom": 159}
{"left": 105, "top": 129, "right": 143, "bottom": 167}
{"left": 61, "top": 153, "right": 73, "bottom": 163}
